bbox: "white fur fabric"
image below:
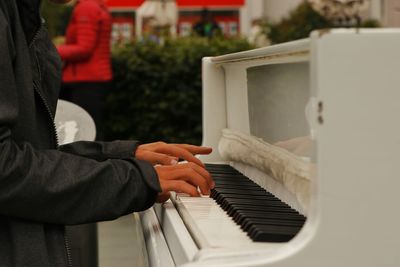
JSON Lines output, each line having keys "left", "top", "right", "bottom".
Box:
{"left": 218, "top": 129, "right": 311, "bottom": 213}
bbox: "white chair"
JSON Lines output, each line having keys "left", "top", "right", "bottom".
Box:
{"left": 55, "top": 99, "right": 96, "bottom": 145}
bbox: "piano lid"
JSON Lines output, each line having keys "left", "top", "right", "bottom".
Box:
{"left": 211, "top": 39, "right": 310, "bottom": 65}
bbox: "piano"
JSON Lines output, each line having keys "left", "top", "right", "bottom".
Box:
{"left": 136, "top": 29, "right": 400, "bottom": 267}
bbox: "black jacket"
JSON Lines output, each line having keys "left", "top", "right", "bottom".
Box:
{"left": 0, "top": 1, "right": 161, "bottom": 266}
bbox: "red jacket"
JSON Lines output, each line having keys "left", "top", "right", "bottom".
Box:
{"left": 57, "top": 0, "right": 112, "bottom": 83}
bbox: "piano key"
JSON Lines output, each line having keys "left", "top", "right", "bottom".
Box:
{"left": 214, "top": 180, "right": 261, "bottom": 188}
{"left": 211, "top": 188, "right": 272, "bottom": 198}
{"left": 212, "top": 175, "right": 254, "bottom": 181}
{"left": 242, "top": 219, "right": 305, "bottom": 231}
{"left": 249, "top": 225, "right": 301, "bottom": 242}
{"left": 176, "top": 195, "right": 255, "bottom": 247}
{"left": 214, "top": 193, "right": 281, "bottom": 204}
{"left": 204, "top": 168, "right": 241, "bottom": 175}
{"left": 212, "top": 186, "right": 257, "bottom": 192}
{"left": 204, "top": 164, "right": 306, "bottom": 243}
{"left": 226, "top": 203, "right": 296, "bottom": 217}
{"left": 220, "top": 197, "right": 283, "bottom": 210}
{"left": 213, "top": 180, "right": 257, "bottom": 187}
{"left": 212, "top": 187, "right": 269, "bottom": 194}
{"left": 223, "top": 198, "right": 298, "bottom": 209}
{"left": 220, "top": 197, "right": 305, "bottom": 215}
{"left": 235, "top": 211, "right": 305, "bottom": 226}
{"left": 221, "top": 198, "right": 284, "bottom": 207}
{"left": 233, "top": 209, "right": 303, "bottom": 222}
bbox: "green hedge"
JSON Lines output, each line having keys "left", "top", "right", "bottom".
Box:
{"left": 104, "top": 37, "right": 252, "bottom": 145}
{"left": 41, "top": 1, "right": 72, "bottom": 38}
{"left": 268, "top": 2, "right": 331, "bottom": 44}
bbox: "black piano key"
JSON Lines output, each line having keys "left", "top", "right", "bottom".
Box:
{"left": 214, "top": 183, "right": 262, "bottom": 190}
{"left": 248, "top": 224, "right": 302, "bottom": 240}
{"left": 212, "top": 188, "right": 271, "bottom": 197}
{"left": 233, "top": 208, "right": 304, "bottom": 219}
{"left": 205, "top": 163, "right": 238, "bottom": 170}
{"left": 220, "top": 198, "right": 283, "bottom": 210}
{"left": 242, "top": 219, "right": 305, "bottom": 231}
{"left": 214, "top": 190, "right": 275, "bottom": 199}
{"left": 233, "top": 210, "right": 304, "bottom": 224}
{"left": 240, "top": 215, "right": 305, "bottom": 230}
{"left": 205, "top": 166, "right": 240, "bottom": 175}
{"left": 224, "top": 200, "right": 288, "bottom": 213}
{"left": 226, "top": 203, "right": 295, "bottom": 217}
{"left": 213, "top": 175, "right": 254, "bottom": 181}
{"left": 212, "top": 187, "right": 266, "bottom": 194}
{"left": 230, "top": 210, "right": 302, "bottom": 223}
{"left": 226, "top": 200, "right": 287, "bottom": 209}
{"left": 214, "top": 193, "right": 280, "bottom": 204}
{"left": 212, "top": 173, "right": 244, "bottom": 176}
{"left": 213, "top": 179, "right": 256, "bottom": 186}
{"left": 225, "top": 199, "right": 298, "bottom": 209}
{"left": 249, "top": 225, "right": 300, "bottom": 242}
{"left": 214, "top": 180, "right": 260, "bottom": 188}
{"left": 245, "top": 218, "right": 305, "bottom": 228}
{"left": 231, "top": 209, "right": 300, "bottom": 223}
{"left": 216, "top": 194, "right": 294, "bottom": 211}
{"left": 212, "top": 175, "right": 253, "bottom": 181}
{"left": 207, "top": 164, "right": 306, "bottom": 243}
{"left": 237, "top": 213, "right": 305, "bottom": 228}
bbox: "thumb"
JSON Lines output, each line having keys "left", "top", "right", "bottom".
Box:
{"left": 156, "top": 192, "right": 171, "bottom": 203}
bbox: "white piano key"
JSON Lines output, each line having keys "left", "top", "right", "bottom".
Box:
{"left": 176, "top": 195, "right": 254, "bottom": 248}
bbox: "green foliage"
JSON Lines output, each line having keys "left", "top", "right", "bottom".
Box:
{"left": 41, "top": 1, "right": 73, "bottom": 38}
{"left": 268, "top": 1, "right": 332, "bottom": 44}
{"left": 361, "top": 18, "right": 381, "bottom": 28}
{"left": 105, "top": 37, "right": 252, "bottom": 144}
{"left": 267, "top": 1, "right": 381, "bottom": 45}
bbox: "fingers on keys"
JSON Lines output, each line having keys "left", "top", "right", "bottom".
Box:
{"left": 137, "top": 150, "right": 178, "bottom": 166}
{"left": 155, "top": 162, "right": 214, "bottom": 198}
{"left": 155, "top": 144, "right": 212, "bottom": 167}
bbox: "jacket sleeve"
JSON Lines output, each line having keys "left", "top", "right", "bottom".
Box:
{"left": 0, "top": 141, "right": 162, "bottom": 225}
{"left": 0, "top": 15, "right": 161, "bottom": 226}
{"left": 59, "top": 140, "right": 139, "bottom": 162}
{"left": 57, "top": 2, "right": 99, "bottom": 62}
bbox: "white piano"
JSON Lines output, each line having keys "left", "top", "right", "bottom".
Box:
{"left": 136, "top": 29, "right": 400, "bottom": 267}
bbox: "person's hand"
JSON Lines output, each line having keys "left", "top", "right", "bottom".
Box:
{"left": 136, "top": 142, "right": 212, "bottom": 167}
{"left": 154, "top": 162, "right": 215, "bottom": 203}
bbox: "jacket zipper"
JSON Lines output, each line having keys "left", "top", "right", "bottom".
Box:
{"left": 30, "top": 23, "right": 69, "bottom": 266}
{"left": 64, "top": 229, "right": 73, "bottom": 267}
{"left": 28, "top": 20, "right": 43, "bottom": 49}
{"left": 32, "top": 82, "right": 59, "bottom": 148}
{"left": 29, "top": 21, "right": 60, "bottom": 148}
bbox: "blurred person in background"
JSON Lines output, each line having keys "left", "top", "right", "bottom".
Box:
{"left": 57, "top": 0, "right": 112, "bottom": 140}
{"left": 0, "top": 1, "right": 214, "bottom": 267}
{"left": 192, "top": 8, "right": 222, "bottom": 38}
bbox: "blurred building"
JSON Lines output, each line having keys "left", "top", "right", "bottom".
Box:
{"left": 381, "top": 0, "right": 400, "bottom": 26}
{"left": 247, "top": 0, "right": 400, "bottom": 28}
{"left": 106, "top": 0, "right": 400, "bottom": 43}
{"left": 106, "top": 0, "right": 244, "bottom": 42}
{"left": 242, "top": 0, "right": 400, "bottom": 43}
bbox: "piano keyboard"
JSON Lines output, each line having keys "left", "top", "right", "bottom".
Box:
{"left": 205, "top": 164, "right": 306, "bottom": 242}
{"left": 173, "top": 164, "right": 306, "bottom": 249}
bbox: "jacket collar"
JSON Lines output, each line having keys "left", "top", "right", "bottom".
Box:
{"left": 16, "top": 0, "right": 42, "bottom": 44}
